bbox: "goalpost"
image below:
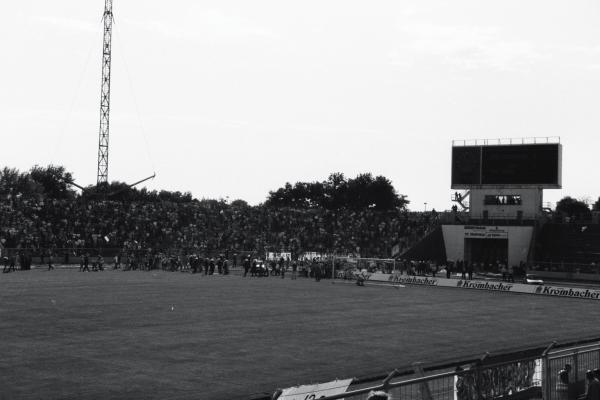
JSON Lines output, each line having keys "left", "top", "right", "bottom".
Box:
{"left": 332, "top": 256, "right": 398, "bottom": 280}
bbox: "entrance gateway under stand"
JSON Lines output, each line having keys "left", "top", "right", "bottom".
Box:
{"left": 463, "top": 225, "right": 508, "bottom": 265}
{"left": 464, "top": 238, "right": 508, "bottom": 265}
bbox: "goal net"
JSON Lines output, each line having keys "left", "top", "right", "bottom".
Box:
{"left": 333, "top": 257, "right": 398, "bottom": 281}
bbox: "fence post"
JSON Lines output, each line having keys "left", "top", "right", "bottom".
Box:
{"left": 542, "top": 341, "right": 556, "bottom": 400}
{"left": 573, "top": 351, "right": 579, "bottom": 383}
{"left": 331, "top": 256, "right": 335, "bottom": 280}
{"left": 412, "top": 363, "right": 433, "bottom": 400}
{"left": 382, "top": 369, "right": 400, "bottom": 393}
{"left": 472, "top": 352, "right": 489, "bottom": 400}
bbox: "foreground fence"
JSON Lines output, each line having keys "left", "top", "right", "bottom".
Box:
{"left": 269, "top": 337, "right": 600, "bottom": 400}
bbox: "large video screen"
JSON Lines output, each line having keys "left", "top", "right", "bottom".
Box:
{"left": 451, "top": 146, "right": 481, "bottom": 186}
{"left": 451, "top": 143, "right": 561, "bottom": 188}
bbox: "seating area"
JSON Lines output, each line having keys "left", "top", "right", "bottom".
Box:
{"left": 0, "top": 196, "right": 437, "bottom": 259}
{"left": 535, "top": 223, "right": 600, "bottom": 265}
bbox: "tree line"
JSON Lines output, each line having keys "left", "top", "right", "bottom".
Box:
{"left": 1, "top": 165, "right": 599, "bottom": 215}
{"left": 0, "top": 166, "right": 408, "bottom": 211}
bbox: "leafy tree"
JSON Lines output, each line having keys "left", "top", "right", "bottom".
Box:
{"left": 29, "top": 165, "right": 76, "bottom": 199}
{"left": 323, "top": 172, "right": 348, "bottom": 209}
{"left": 556, "top": 196, "right": 591, "bottom": 219}
{"left": 0, "top": 167, "right": 44, "bottom": 199}
{"left": 266, "top": 172, "right": 408, "bottom": 211}
{"left": 230, "top": 199, "right": 250, "bottom": 208}
{"left": 593, "top": 197, "right": 600, "bottom": 212}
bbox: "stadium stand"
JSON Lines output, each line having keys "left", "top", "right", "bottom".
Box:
{"left": 536, "top": 223, "right": 600, "bottom": 265}
{"left": 0, "top": 196, "right": 436, "bottom": 260}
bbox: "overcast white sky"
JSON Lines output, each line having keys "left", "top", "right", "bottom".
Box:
{"left": 2, "top": 1, "right": 599, "bottom": 210}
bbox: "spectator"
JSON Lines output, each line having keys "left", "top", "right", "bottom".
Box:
{"left": 581, "top": 370, "right": 600, "bottom": 400}
{"left": 557, "top": 364, "right": 571, "bottom": 400}
{"left": 367, "top": 391, "right": 391, "bottom": 400}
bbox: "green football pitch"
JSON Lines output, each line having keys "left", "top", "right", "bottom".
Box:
{"left": 1, "top": 269, "right": 599, "bottom": 400}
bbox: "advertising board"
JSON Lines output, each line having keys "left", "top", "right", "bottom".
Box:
{"left": 366, "top": 273, "right": 600, "bottom": 300}
{"left": 464, "top": 226, "right": 508, "bottom": 239}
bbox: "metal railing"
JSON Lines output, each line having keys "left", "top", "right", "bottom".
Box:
{"left": 279, "top": 336, "right": 600, "bottom": 400}
{"left": 530, "top": 261, "right": 600, "bottom": 275}
{"left": 452, "top": 137, "right": 561, "bottom": 147}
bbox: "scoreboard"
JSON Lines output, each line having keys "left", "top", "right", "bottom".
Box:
{"left": 451, "top": 143, "right": 562, "bottom": 188}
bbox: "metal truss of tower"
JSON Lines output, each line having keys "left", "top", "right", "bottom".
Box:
{"left": 97, "top": 0, "right": 114, "bottom": 186}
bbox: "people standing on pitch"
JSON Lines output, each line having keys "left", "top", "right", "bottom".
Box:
{"left": 507, "top": 264, "right": 515, "bottom": 283}
{"left": 48, "top": 252, "right": 54, "bottom": 270}
{"left": 3, "top": 252, "right": 16, "bottom": 273}
{"left": 223, "top": 257, "right": 229, "bottom": 275}
{"left": 188, "top": 254, "right": 195, "bottom": 273}
{"left": 209, "top": 258, "right": 215, "bottom": 275}
{"left": 203, "top": 257, "right": 209, "bottom": 275}
{"left": 467, "top": 261, "right": 473, "bottom": 280}
{"left": 82, "top": 253, "right": 90, "bottom": 272}
{"left": 113, "top": 253, "right": 121, "bottom": 270}
{"left": 217, "top": 256, "right": 224, "bottom": 274}
{"left": 501, "top": 262, "right": 508, "bottom": 281}
{"left": 314, "top": 261, "right": 321, "bottom": 282}
{"left": 250, "top": 259, "right": 257, "bottom": 277}
{"left": 190, "top": 254, "right": 200, "bottom": 274}
{"left": 291, "top": 261, "right": 297, "bottom": 280}
{"left": 243, "top": 256, "right": 250, "bottom": 277}
{"left": 279, "top": 256, "right": 285, "bottom": 274}
{"left": 9, "top": 252, "right": 16, "bottom": 272}
{"left": 1, "top": 254, "right": 8, "bottom": 273}
{"left": 92, "top": 254, "right": 103, "bottom": 271}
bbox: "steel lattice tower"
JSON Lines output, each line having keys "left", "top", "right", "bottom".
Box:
{"left": 97, "top": 0, "right": 114, "bottom": 186}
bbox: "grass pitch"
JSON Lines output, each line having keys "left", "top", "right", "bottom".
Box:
{"left": 2, "top": 269, "right": 600, "bottom": 400}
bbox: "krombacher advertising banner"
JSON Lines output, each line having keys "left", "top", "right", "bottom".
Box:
{"left": 366, "top": 272, "right": 600, "bottom": 300}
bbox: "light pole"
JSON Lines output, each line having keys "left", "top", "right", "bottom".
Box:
{"left": 424, "top": 202, "right": 428, "bottom": 212}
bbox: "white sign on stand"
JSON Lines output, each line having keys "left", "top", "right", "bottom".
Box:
{"left": 464, "top": 226, "right": 508, "bottom": 239}
{"left": 279, "top": 379, "right": 353, "bottom": 400}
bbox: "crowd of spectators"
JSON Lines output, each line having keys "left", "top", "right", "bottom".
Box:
{"left": 0, "top": 194, "right": 437, "bottom": 260}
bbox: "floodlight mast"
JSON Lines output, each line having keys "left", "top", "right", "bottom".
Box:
{"left": 97, "top": 0, "right": 114, "bottom": 187}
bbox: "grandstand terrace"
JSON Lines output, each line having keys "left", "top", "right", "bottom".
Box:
{"left": 0, "top": 167, "right": 436, "bottom": 261}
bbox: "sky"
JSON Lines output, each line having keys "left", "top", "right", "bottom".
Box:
{"left": 2, "top": 0, "right": 600, "bottom": 211}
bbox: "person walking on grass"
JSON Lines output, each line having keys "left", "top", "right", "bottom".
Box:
{"left": 81, "top": 253, "right": 90, "bottom": 272}
{"left": 48, "top": 253, "right": 54, "bottom": 270}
